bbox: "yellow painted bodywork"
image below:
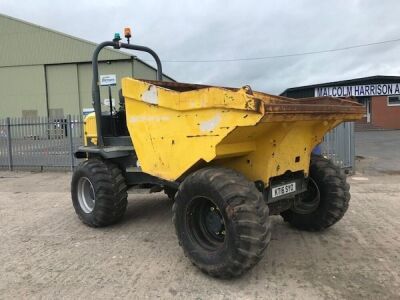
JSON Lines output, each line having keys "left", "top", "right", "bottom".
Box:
{"left": 83, "top": 112, "right": 98, "bottom": 146}
{"left": 118, "top": 78, "right": 363, "bottom": 184}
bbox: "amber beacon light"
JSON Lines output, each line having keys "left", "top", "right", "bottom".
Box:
{"left": 124, "top": 27, "right": 132, "bottom": 44}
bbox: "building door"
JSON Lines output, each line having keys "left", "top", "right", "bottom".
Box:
{"left": 366, "top": 98, "right": 371, "bottom": 123}
{"left": 45, "top": 64, "right": 80, "bottom": 116}
{"left": 358, "top": 97, "right": 371, "bottom": 123}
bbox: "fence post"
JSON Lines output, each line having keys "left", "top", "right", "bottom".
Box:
{"left": 6, "top": 117, "right": 13, "bottom": 171}
{"left": 350, "top": 122, "right": 355, "bottom": 170}
{"left": 67, "top": 115, "right": 74, "bottom": 171}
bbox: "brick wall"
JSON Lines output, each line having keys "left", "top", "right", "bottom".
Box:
{"left": 371, "top": 96, "right": 400, "bottom": 129}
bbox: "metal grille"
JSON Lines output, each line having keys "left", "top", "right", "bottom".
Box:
{"left": 321, "top": 122, "right": 355, "bottom": 169}
{"left": 0, "top": 115, "right": 83, "bottom": 171}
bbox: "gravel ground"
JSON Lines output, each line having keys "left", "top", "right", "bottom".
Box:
{"left": 0, "top": 170, "right": 399, "bottom": 299}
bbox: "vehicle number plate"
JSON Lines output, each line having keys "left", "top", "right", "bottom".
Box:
{"left": 271, "top": 182, "right": 296, "bottom": 198}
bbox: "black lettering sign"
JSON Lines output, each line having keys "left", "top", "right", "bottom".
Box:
{"left": 388, "top": 85, "right": 393, "bottom": 95}
{"left": 315, "top": 83, "right": 400, "bottom": 97}
{"left": 370, "top": 85, "right": 375, "bottom": 95}
{"left": 395, "top": 84, "right": 400, "bottom": 94}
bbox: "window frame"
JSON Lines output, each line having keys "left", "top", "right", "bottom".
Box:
{"left": 387, "top": 95, "right": 400, "bottom": 106}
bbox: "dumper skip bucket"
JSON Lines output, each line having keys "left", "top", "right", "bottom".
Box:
{"left": 122, "top": 78, "right": 364, "bottom": 184}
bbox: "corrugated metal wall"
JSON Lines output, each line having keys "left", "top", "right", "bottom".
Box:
{"left": 0, "top": 65, "right": 47, "bottom": 117}
{"left": 0, "top": 13, "right": 174, "bottom": 119}
{"left": 0, "top": 59, "right": 172, "bottom": 118}
{"left": 133, "top": 59, "right": 161, "bottom": 81}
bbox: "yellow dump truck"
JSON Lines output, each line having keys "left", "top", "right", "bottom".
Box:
{"left": 71, "top": 35, "right": 364, "bottom": 278}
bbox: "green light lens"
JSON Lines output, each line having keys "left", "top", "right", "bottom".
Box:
{"left": 114, "top": 33, "right": 121, "bottom": 40}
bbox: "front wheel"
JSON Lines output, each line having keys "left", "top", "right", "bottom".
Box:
{"left": 173, "top": 167, "right": 271, "bottom": 278}
{"left": 281, "top": 155, "right": 350, "bottom": 231}
{"left": 71, "top": 159, "right": 128, "bottom": 227}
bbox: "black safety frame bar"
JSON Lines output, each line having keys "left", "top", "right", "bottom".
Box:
{"left": 91, "top": 41, "right": 163, "bottom": 147}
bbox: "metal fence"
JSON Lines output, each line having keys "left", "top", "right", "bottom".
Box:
{"left": 0, "top": 116, "right": 355, "bottom": 171}
{"left": 0, "top": 115, "right": 84, "bottom": 171}
{"left": 321, "top": 122, "right": 355, "bottom": 169}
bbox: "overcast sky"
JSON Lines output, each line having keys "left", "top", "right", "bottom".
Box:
{"left": 1, "top": 0, "right": 400, "bottom": 94}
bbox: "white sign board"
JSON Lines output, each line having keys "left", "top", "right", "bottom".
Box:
{"left": 103, "top": 98, "right": 115, "bottom": 106}
{"left": 99, "top": 74, "right": 117, "bottom": 86}
{"left": 315, "top": 83, "right": 400, "bottom": 97}
{"left": 82, "top": 108, "right": 95, "bottom": 116}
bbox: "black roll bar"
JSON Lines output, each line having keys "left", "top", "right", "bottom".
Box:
{"left": 91, "top": 41, "right": 163, "bottom": 147}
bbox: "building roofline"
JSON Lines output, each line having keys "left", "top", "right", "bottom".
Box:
{"left": 132, "top": 56, "right": 175, "bottom": 81}
{"left": 281, "top": 75, "right": 400, "bottom": 95}
{"left": 0, "top": 13, "right": 132, "bottom": 59}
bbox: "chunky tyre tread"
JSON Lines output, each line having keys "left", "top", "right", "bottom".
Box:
{"left": 71, "top": 159, "right": 127, "bottom": 227}
{"left": 281, "top": 155, "right": 350, "bottom": 231}
{"left": 173, "top": 167, "right": 271, "bottom": 278}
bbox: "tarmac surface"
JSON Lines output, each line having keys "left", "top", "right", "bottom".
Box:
{"left": 0, "top": 130, "right": 399, "bottom": 299}
{"left": 355, "top": 130, "right": 400, "bottom": 176}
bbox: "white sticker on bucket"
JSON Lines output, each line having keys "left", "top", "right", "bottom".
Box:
{"left": 142, "top": 85, "right": 158, "bottom": 105}
{"left": 200, "top": 114, "right": 221, "bottom": 132}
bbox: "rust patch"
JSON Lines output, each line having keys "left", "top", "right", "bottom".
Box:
{"left": 186, "top": 134, "right": 220, "bottom": 138}
{"left": 244, "top": 98, "right": 262, "bottom": 112}
{"left": 262, "top": 97, "right": 364, "bottom": 116}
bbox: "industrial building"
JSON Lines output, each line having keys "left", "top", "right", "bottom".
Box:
{"left": 0, "top": 13, "right": 173, "bottom": 119}
{"left": 281, "top": 76, "right": 400, "bottom": 130}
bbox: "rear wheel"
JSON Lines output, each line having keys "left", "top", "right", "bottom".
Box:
{"left": 281, "top": 155, "right": 350, "bottom": 231}
{"left": 71, "top": 159, "right": 128, "bottom": 227}
{"left": 173, "top": 167, "right": 270, "bottom": 278}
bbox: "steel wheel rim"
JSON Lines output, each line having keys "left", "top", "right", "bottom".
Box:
{"left": 187, "top": 196, "right": 226, "bottom": 251}
{"left": 77, "top": 177, "right": 95, "bottom": 213}
{"left": 292, "top": 177, "right": 320, "bottom": 214}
